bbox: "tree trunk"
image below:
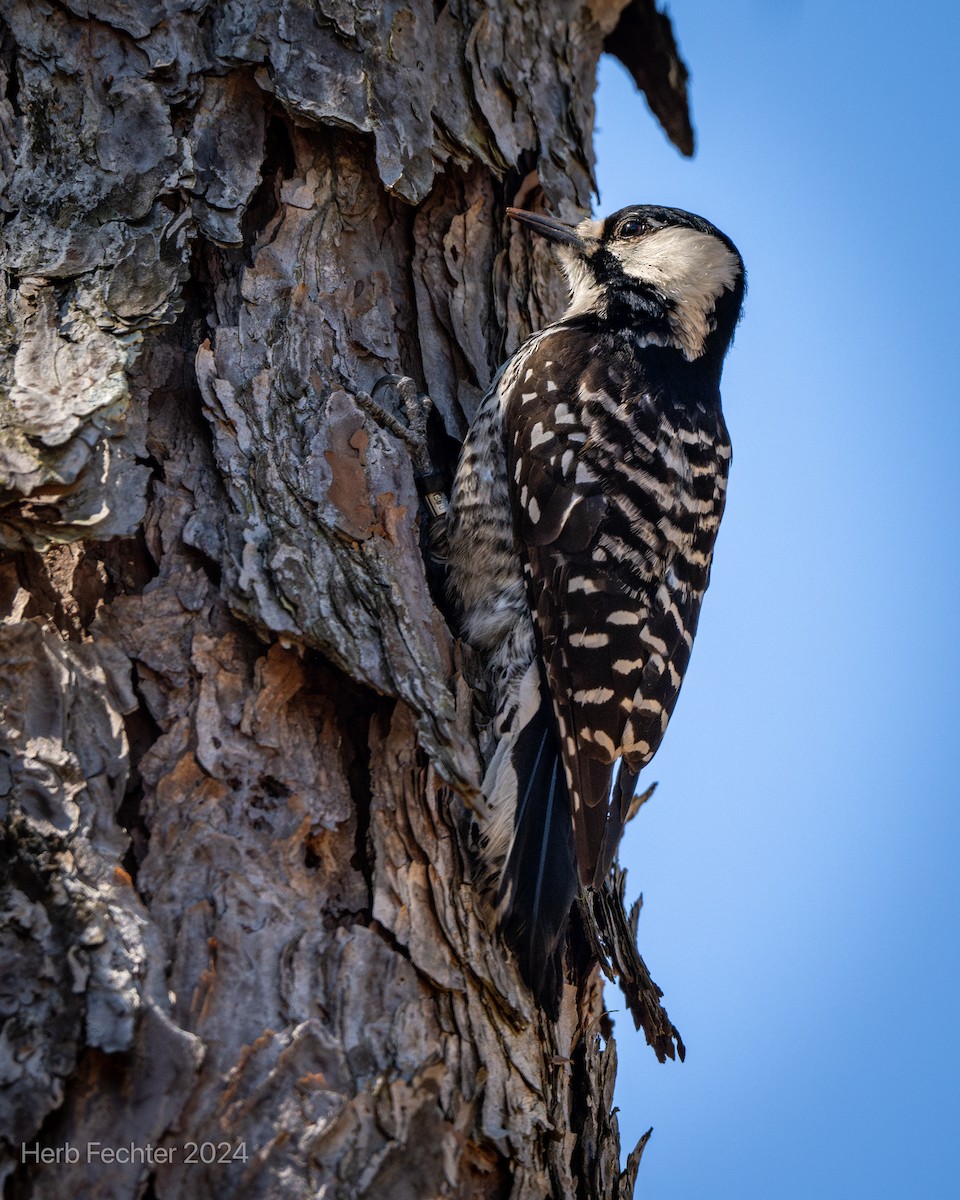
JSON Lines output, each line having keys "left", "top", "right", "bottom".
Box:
{"left": 0, "top": 2, "right": 691, "bottom": 1196}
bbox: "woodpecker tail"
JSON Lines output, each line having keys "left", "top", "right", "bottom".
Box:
{"left": 483, "top": 662, "right": 578, "bottom": 1016}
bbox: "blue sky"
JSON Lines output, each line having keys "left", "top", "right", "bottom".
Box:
{"left": 595, "top": 3, "right": 960, "bottom": 1196}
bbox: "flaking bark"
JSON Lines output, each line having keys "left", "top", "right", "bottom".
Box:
{"left": 0, "top": 2, "right": 690, "bottom": 1196}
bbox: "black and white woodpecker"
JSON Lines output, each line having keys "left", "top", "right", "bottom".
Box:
{"left": 446, "top": 204, "right": 745, "bottom": 1007}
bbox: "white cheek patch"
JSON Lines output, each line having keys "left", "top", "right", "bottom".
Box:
{"left": 613, "top": 227, "right": 740, "bottom": 360}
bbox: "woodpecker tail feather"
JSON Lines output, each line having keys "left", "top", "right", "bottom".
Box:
{"left": 483, "top": 663, "right": 578, "bottom": 1016}
{"left": 592, "top": 757, "right": 642, "bottom": 890}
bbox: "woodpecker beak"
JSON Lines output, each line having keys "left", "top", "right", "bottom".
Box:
{"left": 507, "top": 207, "right": 586, "bottom": 250}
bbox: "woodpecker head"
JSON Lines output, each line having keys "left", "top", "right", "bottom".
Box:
{"left": 507, "top": 204, "right": 745, "bottom": 365}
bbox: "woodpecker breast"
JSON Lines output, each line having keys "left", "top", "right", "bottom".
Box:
{"left": 447, "top": 203, "right": 745, "bottom": 1007}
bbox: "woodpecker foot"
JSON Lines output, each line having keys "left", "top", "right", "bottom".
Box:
{"left": 357, "top": 375, "right": 447, "bottom": 521}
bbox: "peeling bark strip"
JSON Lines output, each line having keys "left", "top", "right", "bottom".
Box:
{"left": 0, "top": 1, "right": 692, "bottom": 1196}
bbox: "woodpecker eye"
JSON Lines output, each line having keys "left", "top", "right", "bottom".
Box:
{"left": 617, "top": 219, "right": 645, "bottom": 238}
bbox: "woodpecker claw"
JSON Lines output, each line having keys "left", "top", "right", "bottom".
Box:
{"left": 357, "top": 376, "right": 448, "bottom": 523}
{"left": 359, "top": 375, "right": 435, "bottom": 476}
{"left": 372, "top": 373, "right": 434, "bottom": 430}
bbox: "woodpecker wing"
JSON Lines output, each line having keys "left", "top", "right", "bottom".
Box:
{"left": 502, "top": 324, "right": 729, "bottom": 887}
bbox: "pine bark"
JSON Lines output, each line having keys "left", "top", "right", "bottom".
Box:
{"left": 0, "top": 2, "right": 690, "bottom": 1197}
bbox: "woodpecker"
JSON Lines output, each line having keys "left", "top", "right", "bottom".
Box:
{"left": 446, "top": 204, "right": 745, "bottom": 1009}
